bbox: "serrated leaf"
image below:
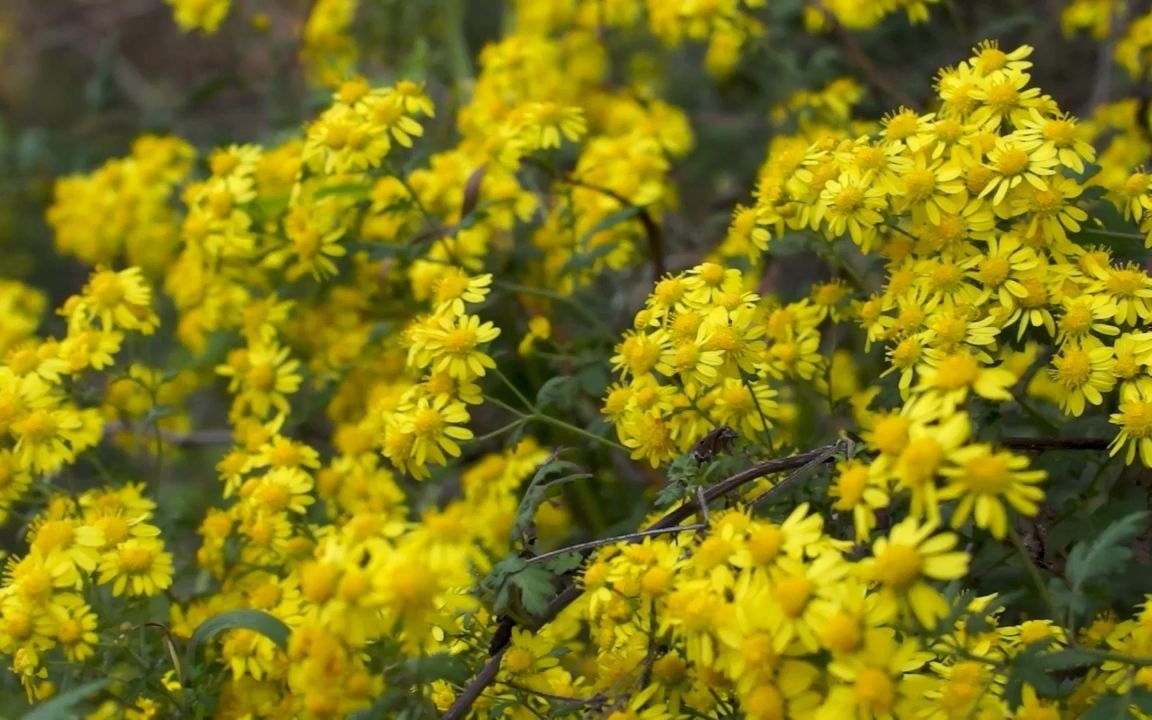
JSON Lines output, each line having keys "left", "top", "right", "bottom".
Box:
{"left": 540, "top": 551, "right": 583, "bottom": 574}
{"left": 1066, "top": 512, "right": 1148, "bottom": 593}
{"left": 24, "top": 679, "right": 110, "bottom": 720}
{"left": 186, "top": 609, "right": 291, "bottom": 669}
{"left": 512, "top": 454, "right": 590, "bottom": 542}
{"left": 1007, "top": 648, "right": 1061, "bottom": 700}
{"left": 577, "top": 365, "right": 608, "bottom": 396}
{"left": 511, "top": 564, "right": 557, "bottom": 618}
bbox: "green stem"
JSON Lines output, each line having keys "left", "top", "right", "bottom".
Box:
{"left": 530, "top": 412, "right": 626, "bottom": 453}
{"left": 491, "top": 366, "right": 536, "bottom": 412}
{"left": 1007, "top": 526, "right": 1060, "bottom": 622}
{"left": 482, "top": 394, "right": 528, "bottom": 418}
{"left": 494, "top": 280, "right": 615, "bottom": 339}
{"left": 472, "top": 419, "right": 526, "bottom": 443}
{"left": 1075, "top": 228, "right": 1144, "bottom": 242}
{"left": 441, "top": 0, "right": 474, "bottom": 87}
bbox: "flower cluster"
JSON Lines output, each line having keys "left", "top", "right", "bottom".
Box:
{"left": 8, "top": 0, "right": 1152, "bottom": 717}
{"left": 0, "top": 267, "right": 173, "bottom": 701}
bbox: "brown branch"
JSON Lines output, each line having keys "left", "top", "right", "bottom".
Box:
{"left": 812, "top": 2, "right": 917, "bottom": 110}
{"left": 441, "top": 443, "right": 843, "bottom": 720}
{"left": 1000, "top": 437, "right": 1112, "bottom": 452}
{"left": 444, "top": 646, "right": 506, "bottom": 720}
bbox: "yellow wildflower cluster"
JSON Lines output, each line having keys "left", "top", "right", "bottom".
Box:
{"left": 475, "top": 504, "right": 1152, "bottom": 720}
{"left": 47, "top": 136, "right": 194, "bottom": 276}
{"left": 605, "top": 262, "right": 808, "bottom": 467}
{"left": 2, "top": 485, "right": 173, "bottom": 699}
{"left": 8, "top": 0, "right": 1152, "bottom": 715}
{"left": 731, "top": 42, "right": 1152, "bottom": 468}
{"left": 0, "top": 267, "right": 173, "bottom": 700}
{"left": 178, "top": 438, "right": 552, "bottom": 717}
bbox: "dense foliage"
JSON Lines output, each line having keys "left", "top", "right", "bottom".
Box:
{"left": 2, "top": 0, "right": 1152, "bottom": 718}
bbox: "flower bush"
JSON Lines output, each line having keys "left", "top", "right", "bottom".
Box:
{"left": 2, "top": 0, "right": 1152, "bottom": 718}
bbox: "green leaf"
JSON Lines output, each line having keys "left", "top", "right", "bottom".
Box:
{"left": 512, "top": 453, "right": 590, "bottom": 543}
{"left": 540, "top": 551, "right": 584, "bottom": 575}
{"left": 1131, "top": 689, "right": 1152, "bottom": 713}
{"left": 510, "top": 564, "right": 558, "bottom": 618}
{"left": 1084, "top": 693, "right": 1133, "bottom": 720}
{"left": 186, "top": 609, "right": 291, "bottom": 668}
{"left": 535, "top": 376, "right": 579, "bottom": 411}
{"left": 24, "top": 679, "right": 110, "bottom": 720}
{"left": 1066, "top": 512, "right": 1147, "bottom": 594}
{"left": 1037, "top": 648, "right": 1100, "bottom": 672}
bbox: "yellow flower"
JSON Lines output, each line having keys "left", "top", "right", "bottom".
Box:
{"left": 830, "top": 459, "right": 890, "bottom": 541}
{"left": 387, "top": 395, "right": 473, "bottom": 475}
{"left": 407, "top": 313, "right": 501, "bottom": 380}
{"left": 816, "top": 169, "right": 887, "bottom": 250}
{"left": 939, "top": 444, "right": 1047, "bottom": 538}
{"left": 216, "top": 340, "right": 302, "bottom": 420}
{"left": 71, "top": 266, "right": 159, "bottom": 335}
{"left": 915, "top": 350, "right": 1017, "bottom": 408}
{"left": 1110, "top": 378, "right": 1152, "bottom": 466}
{"left": 861, "top": 518, "right": 969, "bottom": 628}
{"left": 980, "top": 135, "right": 1058, "bottom": 207}
{"left": 166, "top": 0, "right": 231, "bottom": 34}
{"left": 1048, "top": 339, "right": 1115, "bottom": 416}
{"left": 98, "top": 537, "right": 174, "bottom": 597}
{"left": 517, "top": 102, "right": 587, "bottom": 150}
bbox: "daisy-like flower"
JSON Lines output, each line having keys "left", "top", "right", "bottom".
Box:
{"left": 1109, "top": 378, "right": 1152, "bottom": 466}
{"left": 979, "top": 135, "right": 1058, "bottom": 207}
{"left": 49, "top": 595, "right": 99, "bottom": 662}
{"left": 816, "top": 169, "right": 888, "bottom": 251}
{"left": 430, "top": 270, "right": 492, "bottom": 316}
{"left": 216, "top": 339, "right": 303, "bottom": 420}
{"left": 362, "top": 94, "right": 425, "bottom": 148}
{"left": 1048, "top": 339, "right": 1115, "bottom": 417}
{"left": 860, "top": 517, "right": 970, "bottom": 629}
{"left": 830, "top": 459, "right": 890, "bottom": 541}
{"left": 517, "top": 102, "right": 587, "bottom": 150}
{"left": 915, "top": 349, "right": 1017, "bottom": 408}
{"left": 889, "top": 410, "right": 971, "bottom": 524}
{"left": 97, "top": 537, "right": 174, "bottom": 596}
{"left": 939, "top": 444, "right": 1047, "bottom": 539}
{"left": 71, "top": 266, "right": 159, "bottom": 335}
{"left": 406, "top": 313, "right": 501, "bottom": 380}
{"left": 820, "top": 628, "right": 933, "bottom": 719}
{"left": 1084, "top": 261, "right": 1152, "bottom": 327}
{"left": 386, "top": 394, "right": 473, "bottom": 476}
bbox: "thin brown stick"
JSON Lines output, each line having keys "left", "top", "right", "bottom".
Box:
{"left": 1000, "top": 437, "right": 1111, "bottom": 452}
{"left": 812, "top": 1, "right": 917, "bottom": 109}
